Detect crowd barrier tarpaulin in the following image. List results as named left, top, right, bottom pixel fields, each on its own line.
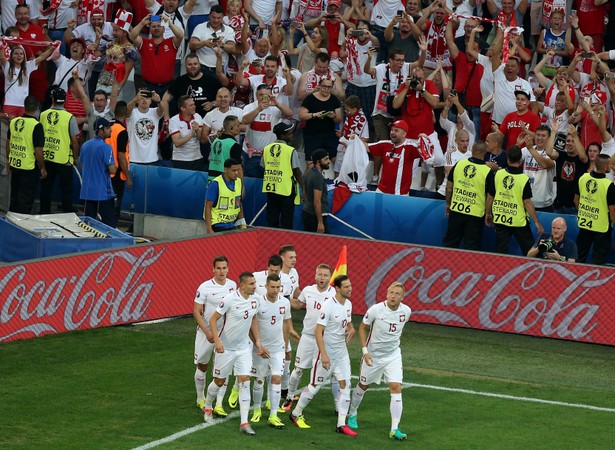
left=2, top=229, right=615, bottom=346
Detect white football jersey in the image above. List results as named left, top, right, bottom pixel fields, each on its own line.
left=254, top=269, right=292, bottom=296
left=317, top=297, right=352, bottom=357
left=216, top=291, right=260, bottom=351
left=363, top=301, right=412, bottom=358
left=298, top=284, right=336, bottom=336
left=194, top=278, right=237, bottom=334
left=255, top=295, right=291, bottom=352
left=281, top=268, right=299, bottom=298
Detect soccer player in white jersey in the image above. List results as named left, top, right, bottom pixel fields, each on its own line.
left=279, top=244, right=301, bottom=402
left=283, top=263, right=336, bottom=411
left=250, top=274, right=292, bottom=429
left=290, top=275, right=357, bottom=437
left=193, top=256, right=237, bottom=417
left=204, top=272, right=268, bottom=436
left=347, top=282, right=412, bottom=441
left=253, top=254, right=290, bottom=296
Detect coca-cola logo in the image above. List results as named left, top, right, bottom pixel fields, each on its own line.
left=366, top=248, right=610, bottom=341
left=0, top=247, right=165, bottom=342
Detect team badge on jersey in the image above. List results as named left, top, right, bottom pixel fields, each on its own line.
left=400, top=314, right=405, bottom=322
left=347, top=310, right=351, bottom=317
left=279, top=306, right=286, bottom=314
left=251, top=301, right=257, bottom=309
left=317, top=376, right=324, bottom=382
left=360, top=376, right=367, bottom=383
left=214, top=369, right=220, bottom=375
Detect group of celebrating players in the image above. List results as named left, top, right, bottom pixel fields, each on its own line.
left=192, top=244, right=412, bottom=440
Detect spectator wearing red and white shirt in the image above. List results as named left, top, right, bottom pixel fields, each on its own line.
left=130, top=14, right=184, bottom=98
left=498, top=89, right=542, bottom=150
left=368, top=120, right=425, bottom=196
left=297, top=52, right=345, bottom=102
left=241, top=85, right=293, bottom=178
left=169, top=96, right=206, bottom=171
left=417, top=2, right=453, bottom=71
left=236, top=55, right=293, bottom=104
left=335, top=95, right=370, bottom=175
left=573, top=0, right=609, bottom=53
left=15, top=3, right=48, bottom=103
left=305, top=0, right=355, bottom=55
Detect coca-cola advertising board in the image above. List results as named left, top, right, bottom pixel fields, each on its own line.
left=2, top=229, right=614, bottom=346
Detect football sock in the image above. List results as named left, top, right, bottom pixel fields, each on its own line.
left=195, top=368, right=206, bottom=403
left=349, top=384, right=367, bottom=416
left=293, top=383, right=319, bottom=416
left=287, top=367, right=303, bottom=399
left=252, top=377, right=265, bottom=409
left=390, top=393, right=403, bottom=431
left=331, top=378, right=340, bottom=411
left=282, top=359, right=291, bottom=390
left=270, top=383, right=282, bottom=415
left=216, top=378, right=228, bottom=407
left=205, top=380, right=221, bottom=410
left=239, top=381, right=251, bottom=424
left=337, top=388, right=351, bottom=427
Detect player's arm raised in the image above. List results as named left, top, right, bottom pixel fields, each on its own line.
left=358, top=321, right=373, bottom=366
left=315, top=323, right=330, bottom=370
left=209, top=311, right=224, bottom=352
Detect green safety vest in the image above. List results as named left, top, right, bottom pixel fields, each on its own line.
left=209, top=175, right=242, bottom=225
left=450, top=159, right=491, bottom=217
left=493, top=170, right=529, bottom=227
left=40, top=108, right=74, bottom=164
left=209, top=137, right=236, bottom=181
left=577, top=173, right=611, bottom=233
left=8, top=116, right=39, bottom=170
left=262, top=141, right=295, bottom=197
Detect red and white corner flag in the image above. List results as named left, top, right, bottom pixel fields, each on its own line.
left=329, top=245, right=348, bottom=286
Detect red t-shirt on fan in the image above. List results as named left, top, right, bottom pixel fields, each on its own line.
left=499, top=110, right=542, bottom=149
left=400, top=79, right=438, bottom=139
left=369, top=139, right=422, bottom=195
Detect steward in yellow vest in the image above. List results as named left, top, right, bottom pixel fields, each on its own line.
left=574, top=154, right=615, bottom=265
left=486, top=145, right=543, bottom=256
left=443, top=142, right=494, bottom=250
left=261, top=122, right=304, bottom=230
left=204, top=158, right=245, bottom=233
left=39, top=88, right=80, bottom=214
left=6, top=95, right=46, bottom=213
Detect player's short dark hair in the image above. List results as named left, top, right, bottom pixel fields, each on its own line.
left=333, top=275, right=349, bottom=288
left=507, top=145, right=522, bottom=164
left=536, top=125, right=551, bottom=136
left=264, top=55, right=278, bottom=65
left=185, top=52, right=200, bottom=63
left=114, top=101, right=127, bottom=117
left=472, top=141, right=486, bottom=157
left=266, top=274, right=281, bottom=284
left=238, top=271, right=254, bottom=284
left=596, top=154, right=610, bottom=171
left=15, top=2, right=29, bottom=10
left=356, top=20, right=371, bottom=30
left=587, top=141, right=602, bottom=152
left=210, top=4, right=224, bottom=14
left=24, top=95, right=40, bottom=113
left=224, top=158, right=241, bottom=168
left=178, top=95, right=192, bottom=109
left=94, top=89, right=108, bottom=99
left=223, top=115, right=239, bottom=131
left=256, top=84, right=272, bottom=93
left=213, top=255, right=228, bottom=267
left=344, top=95, right=361, bottom=110
left=279, top=244, right=296, bottom=256
left=268, top=255, right=283, bottom=267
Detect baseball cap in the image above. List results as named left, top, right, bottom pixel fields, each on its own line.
left=311, top=149, right=329, bottom=163
left=94, top=117, right=112, bottom=131
left=514, top=88, right=531, bottom=99
left=328, top=0, right=342, bottom=8
left=91, top=8, right=104, bottom=17
left=51, top=87, right=66, bottom=103
left=390, top=120, right=409, bottom=133
left=69, top=37, right=87, bottom=49
left=273, top=121, right=294, bottom=136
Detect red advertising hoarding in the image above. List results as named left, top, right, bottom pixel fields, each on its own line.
left=2, top=229, right=614, bottom=346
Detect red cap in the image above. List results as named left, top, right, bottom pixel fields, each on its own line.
left=91, top=8, right=104, bottom=17
left=328, top=0, right=342, bottom=7
left=69, top=37, right=87, bottom=49
left=390, top=120, right=409, bottom=133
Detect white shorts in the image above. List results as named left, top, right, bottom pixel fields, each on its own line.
left=358, top=352, right=403, bottom=386
left=310, top=349, right=351, bottom=386
left=294, top=334, right=317, bottom=369
left=251, top=350, right=285, bottom=378
left=212, top=347, right=253, bottom=378
left=194, top=330, right=215, bottom=365
left=419, top=131, right=445, bottom=169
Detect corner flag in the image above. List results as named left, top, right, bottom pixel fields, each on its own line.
left=329, top=245, right=347, bottom=286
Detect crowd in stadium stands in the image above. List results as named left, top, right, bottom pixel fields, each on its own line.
left=2, top=0, right=615, bottom=258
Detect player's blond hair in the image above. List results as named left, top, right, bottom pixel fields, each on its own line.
left=388, top=282, right=405, bottom=294
left=316, top=263, right=332, bottom=273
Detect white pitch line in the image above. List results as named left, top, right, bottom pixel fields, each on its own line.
left=409, top=383, right=615, bottom=413
left=132, top=383, right=614, bottom=449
